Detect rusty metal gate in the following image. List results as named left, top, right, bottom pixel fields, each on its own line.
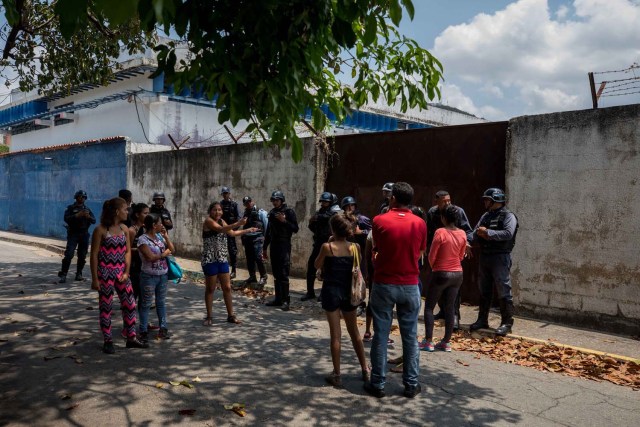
left=325, top=121, right=508, bottom=304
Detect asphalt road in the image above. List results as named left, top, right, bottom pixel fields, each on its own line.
left=0, top=241, right=638, bottom=426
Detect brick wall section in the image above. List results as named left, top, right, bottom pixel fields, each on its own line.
left=507, top=104, right=640, bottom=334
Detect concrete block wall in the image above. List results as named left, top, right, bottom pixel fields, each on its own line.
left=126, top=139, right=325, bottom=276
left=507, top=104, right=640, bottom=334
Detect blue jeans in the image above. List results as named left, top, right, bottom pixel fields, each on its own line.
left=139, top=272, right=168, bottom=332
left=370, top=283, right=421, bottom=389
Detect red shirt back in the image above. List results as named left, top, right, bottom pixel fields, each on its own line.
left=428, top=228, right=467, bottom=272
left=372, top=208, right=427, bottom=285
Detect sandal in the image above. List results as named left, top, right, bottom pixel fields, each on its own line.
left=325, top=371, right=342, bottom=388
left=202, top=317, right=213, bottom=326
left=363, top=332, right=372, bottom=342
left=227, top=315, right=242, bottom=324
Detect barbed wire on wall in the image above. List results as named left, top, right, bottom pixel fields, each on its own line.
left=588, top=62, right=639, bottom=107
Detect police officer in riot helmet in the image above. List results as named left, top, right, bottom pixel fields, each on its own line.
left=150, top=192, right=173, bottom=231
left=220, top=186, right=242, bottom=279
left=469, top=188, right=519, bottom=336
left=58, top=190, right=96, bottom=283
left=302, top=191, right=339, bottom=301
left=379, top=182, right=394, bottom=214
left=263, top=190, right=299, bottom=311
left=240, top=196, right=269, bottom=287
left=330, top=193, right=342, bottom=214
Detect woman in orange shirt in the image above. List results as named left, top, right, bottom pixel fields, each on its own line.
left=420, top=205, right=467, bottom=352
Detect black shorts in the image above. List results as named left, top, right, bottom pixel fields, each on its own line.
left=321, top=283, right=357, bottom=312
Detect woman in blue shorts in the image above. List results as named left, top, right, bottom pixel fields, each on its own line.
left=202, top=202, right=257, bottom=325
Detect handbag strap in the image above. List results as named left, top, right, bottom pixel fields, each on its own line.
left=351, top=243, right=360, bottom=269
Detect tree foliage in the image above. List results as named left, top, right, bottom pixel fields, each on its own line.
left=2, top=0, right=443, bottom=161
left=0, top=1, right=153, bottom=95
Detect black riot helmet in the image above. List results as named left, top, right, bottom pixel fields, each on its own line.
left=330, top=193, right=339, bottom=206
left=152, top=191, right=166, bottom=201
left=382, top=182, right=394, bottom=192
left=482, top=188, right=507, bottom=203
left=319, top=192, right=332, bottom=203
left=270, top=190, right=285, bottom=202
left=74, top=190, right=87, bottom=199
left=341, top=196, right=356, bottom=209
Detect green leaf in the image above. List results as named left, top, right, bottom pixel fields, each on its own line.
left=3, top=0, right=21, bottom=26
left=217, top=109, right=231, bottom=124
left=291, top=137, right=303, bottom=163
left=95, top=0, right=139, bottom=25
left=363, top=15, right=377, bottom=46
left=389, top=0, right=402, bottom=26
left=400, top=0, right=415, bottom=20
left=55, top=0, right=89, bottom=39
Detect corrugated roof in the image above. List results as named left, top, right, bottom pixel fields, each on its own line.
left=0, top=136, right=129, bottom=158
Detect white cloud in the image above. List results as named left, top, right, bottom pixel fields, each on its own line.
left=556, top=4, right=570, bottom=18
left=433, top=0, right=640, bottom=117
left=440, top=83, right=506, bottom=120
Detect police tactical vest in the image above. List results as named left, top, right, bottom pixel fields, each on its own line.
left=479, top=209, right=519, bottom=254
left=244, top=206, right=264, bottom=233
left=221, top=200, right=239, bottom=223
left=268, top=206, right=295, bottom=241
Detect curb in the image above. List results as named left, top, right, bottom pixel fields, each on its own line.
left=0, top=236, right=65, bottom=256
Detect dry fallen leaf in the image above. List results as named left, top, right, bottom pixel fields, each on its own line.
left=169, top=381, right=181, bottom=386
left=66, top=403, right=79, bottom=411
left=179, top=380, right=194, bottom=389
left=60, top=394, right=72, bottom=400
left=456, top=359, right=469, bottom=367
left=224, top=403, right=246, bottom=417
left=192, top=377, right=202, bottom=383
left=155, top=383, right=164, bottom=388
left=179, top=409, right=196, bottom=416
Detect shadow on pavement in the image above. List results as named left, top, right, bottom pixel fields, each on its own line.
left=0, top=260, right=522, bottom=426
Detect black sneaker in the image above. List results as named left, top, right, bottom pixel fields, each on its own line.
left=404, top=383, right=422, bottom=399
left=300, top=293, right=316, bottom=302
left=57, top=271, right=65, bottom=278
left=58, top=276, right=67, bottom=284
left=242, top=277, right=258, bottom=286
left=158, top=328, right=171, bottom=339
left=258, top=276, right=267, bottom=286
left=280, top=302, right=290, bottom=311
left=74, top=273, right=83, bottom=281
left=363, top=382, right=385, bottom=398
left=102, top=341, right=115, bottom=354
left=230, top=271, right=237, bottom=279
left=265, top=299, right=283, bottom=307
left=126, top=337, right=149, bottom=349
left=139, top=332, right=149, bottom=343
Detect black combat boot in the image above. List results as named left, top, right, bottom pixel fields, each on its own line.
left=281, top=296, right=290, bottom=312
left=470, top=298, right=491, bottom=331
left=495, top=299, right=514, bottom=336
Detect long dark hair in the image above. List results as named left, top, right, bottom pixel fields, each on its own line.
left=144, top=213, right=161, bottom=231
left=330, top=214, right=354, bottom=239
left=100, top=197, right=127, bottom=227
left=132, top=202, right=148, bottom=224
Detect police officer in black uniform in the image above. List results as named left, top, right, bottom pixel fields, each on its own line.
left=263, top=190, right=299, bottom=311
left=150, top=192, right=173, bottom=231
left=58, top=190, right=96, bottom=283
left=302, top=192, right=339, bottom=301
left=240, top=196, right=269, bottom=287
left=426, top=190, right=473, bottom=329
left=379, top=182, right=394, bottom=214
left=220, top=186, right=241, bottom=279
left=469, top=188, right=519, bottom=336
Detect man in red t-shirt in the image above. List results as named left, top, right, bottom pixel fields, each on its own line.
left=364, top=182, right=426, bottom=399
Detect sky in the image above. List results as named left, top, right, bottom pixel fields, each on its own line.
left=399, top=0, right=640, bottom=120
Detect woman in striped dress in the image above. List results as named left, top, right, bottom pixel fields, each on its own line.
left=90, top=197, right=148, bottom=354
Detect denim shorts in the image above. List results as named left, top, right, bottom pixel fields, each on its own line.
left=202, top=262, right=230, bottom=276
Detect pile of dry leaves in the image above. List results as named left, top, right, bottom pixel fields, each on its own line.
left=451, top=331, right=640, bottom=389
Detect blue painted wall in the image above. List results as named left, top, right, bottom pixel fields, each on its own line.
left=0, top=139, right=127, bottom=239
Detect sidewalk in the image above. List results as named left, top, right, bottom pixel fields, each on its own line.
left=1, top=230, right=638, bottom=361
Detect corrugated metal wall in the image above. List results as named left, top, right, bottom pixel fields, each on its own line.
left=0, top=139, right=128, bottom=238
left=325, top=122, right=508, bottom=304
